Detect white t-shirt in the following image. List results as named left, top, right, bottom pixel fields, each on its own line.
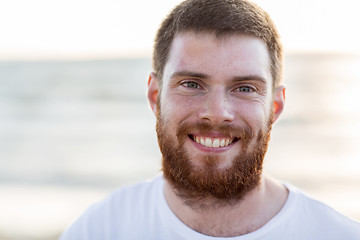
left=60, top=175, right=360, bottom=240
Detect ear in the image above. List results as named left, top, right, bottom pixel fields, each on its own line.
left=272, top=85, right=286, bottom=123
left=147, top=72, right=159, bottom=115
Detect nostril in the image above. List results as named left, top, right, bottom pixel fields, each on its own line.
left=197, top=98, right=235, bottom=124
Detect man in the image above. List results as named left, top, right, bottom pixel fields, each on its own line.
left=60, top=0, right=360, bottom=239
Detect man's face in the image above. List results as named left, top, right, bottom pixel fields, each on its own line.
left=148, top=32, right=284, bottom=202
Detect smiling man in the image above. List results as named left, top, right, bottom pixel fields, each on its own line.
left=152, top=32, right=284, bottom=212
left=60, top=0, right=360, bottom=239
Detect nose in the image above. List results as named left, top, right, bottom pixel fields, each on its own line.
left=198, top=88, right=235, bottom=125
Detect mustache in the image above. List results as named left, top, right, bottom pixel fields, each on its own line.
left=176, top=121, right=254, bottom=143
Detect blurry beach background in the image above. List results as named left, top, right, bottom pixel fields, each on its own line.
left=1, top=0, right=360, bottom=239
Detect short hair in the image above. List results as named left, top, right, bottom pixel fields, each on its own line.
left=153, top=0, right=283, bottom=88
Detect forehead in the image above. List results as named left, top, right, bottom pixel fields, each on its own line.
left=163, top=31, right=272, bottom=86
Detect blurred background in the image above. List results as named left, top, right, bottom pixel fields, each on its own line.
left=1, top=0, right=360, bottom=239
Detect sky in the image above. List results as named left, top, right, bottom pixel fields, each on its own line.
left=0, top=0, right=359, bottom=60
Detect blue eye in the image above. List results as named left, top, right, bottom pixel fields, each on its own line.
left=183, top=82, right=201, bottom=89
left=237, top=86, right=253, bottom=92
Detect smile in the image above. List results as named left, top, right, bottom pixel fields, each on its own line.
left=189, top=135, right=238, bottom=148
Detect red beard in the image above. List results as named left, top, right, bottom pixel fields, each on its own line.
left=156, top=107, right=273, bottom=205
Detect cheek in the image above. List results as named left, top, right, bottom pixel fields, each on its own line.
left=161, top=93, right=198, bottom=121
left=237, top=101, right=269, bottom=129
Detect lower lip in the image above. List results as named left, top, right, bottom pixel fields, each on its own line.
left=189, top=137, right=233, bottom=153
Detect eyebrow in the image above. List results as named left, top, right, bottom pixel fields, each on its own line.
left=231, top=75, right=267, bottom=84
left=169, top=71, right=209, bottom=80
left=170, top=70, right=267, bottom=84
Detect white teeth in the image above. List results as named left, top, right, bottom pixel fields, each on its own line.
left=205, top=138, right=212, bottom=147
left=193, top=136, right=233, bottom=148
left=213, top=139, right=220, bottom=148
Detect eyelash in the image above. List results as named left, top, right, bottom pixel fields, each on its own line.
left=235, top=86, right=256, bottom=93
left=181, top=81, right=202, bottom=89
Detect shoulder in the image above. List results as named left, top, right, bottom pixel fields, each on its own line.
left=89, top=175, right=163, bottom=215
left=102, top=175, right=164, bottom=209
left=284, top=183, right=360, bottom=239
left=60, top=175, right=165, bottom=240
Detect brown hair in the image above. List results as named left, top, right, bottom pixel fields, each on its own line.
left=153, top=0, right=283, bottom=88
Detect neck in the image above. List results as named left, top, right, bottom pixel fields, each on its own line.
left=164, top=175, right=288, bottom=237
